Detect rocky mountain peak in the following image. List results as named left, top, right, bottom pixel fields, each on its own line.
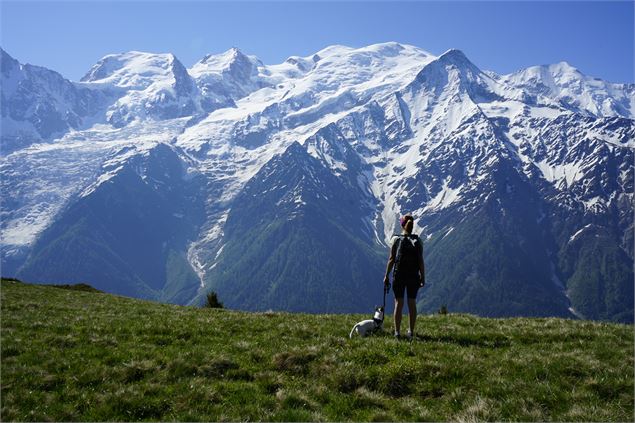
left=2, top=43, right=633, bottom=321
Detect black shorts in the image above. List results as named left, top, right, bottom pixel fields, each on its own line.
left=393, top=278, right=420, bottom=299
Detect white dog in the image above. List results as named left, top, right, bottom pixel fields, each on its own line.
left=349, top=306, right=384, bottom=338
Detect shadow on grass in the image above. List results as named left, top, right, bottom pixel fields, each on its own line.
left=353, top=329, right=510, bottom=348
left=413, top=333, right=510, bottom=348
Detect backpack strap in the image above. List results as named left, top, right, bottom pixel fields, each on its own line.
left=393, top=235, right=405, bottom=277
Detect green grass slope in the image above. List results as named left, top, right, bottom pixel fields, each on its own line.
left=1, top=278, right=633, bottom=422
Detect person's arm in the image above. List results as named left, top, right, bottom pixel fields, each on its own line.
left=418, top=241, right=425, bottom=287
left=383, top=238, right=398, bottom=285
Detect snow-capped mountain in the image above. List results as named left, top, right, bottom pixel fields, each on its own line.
left=495, top=62, right=635, bottom=118
left=1, top=43, right=633, bottom=322
left=0, top=48, right=112, bottom=153
left=80, top=51, right=200, bottom=127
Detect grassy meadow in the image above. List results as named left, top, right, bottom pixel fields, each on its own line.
left=1, top=278, right=633, bottom=421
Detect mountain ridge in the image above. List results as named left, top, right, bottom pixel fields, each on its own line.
left=1, top=42, right=633, bottom=321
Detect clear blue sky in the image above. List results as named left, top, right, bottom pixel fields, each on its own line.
left=1, top=1, right=633, bottom=83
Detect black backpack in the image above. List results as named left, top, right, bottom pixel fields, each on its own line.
left=393, top=234, right=421, bottom=279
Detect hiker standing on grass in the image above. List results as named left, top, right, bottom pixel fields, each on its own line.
left=383, top=214, right=425, bottom=340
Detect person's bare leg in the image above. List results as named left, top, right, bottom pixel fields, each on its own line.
left=394, top=297, right=404, bottom=335
left=407, top=298, right=417, bottom=335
